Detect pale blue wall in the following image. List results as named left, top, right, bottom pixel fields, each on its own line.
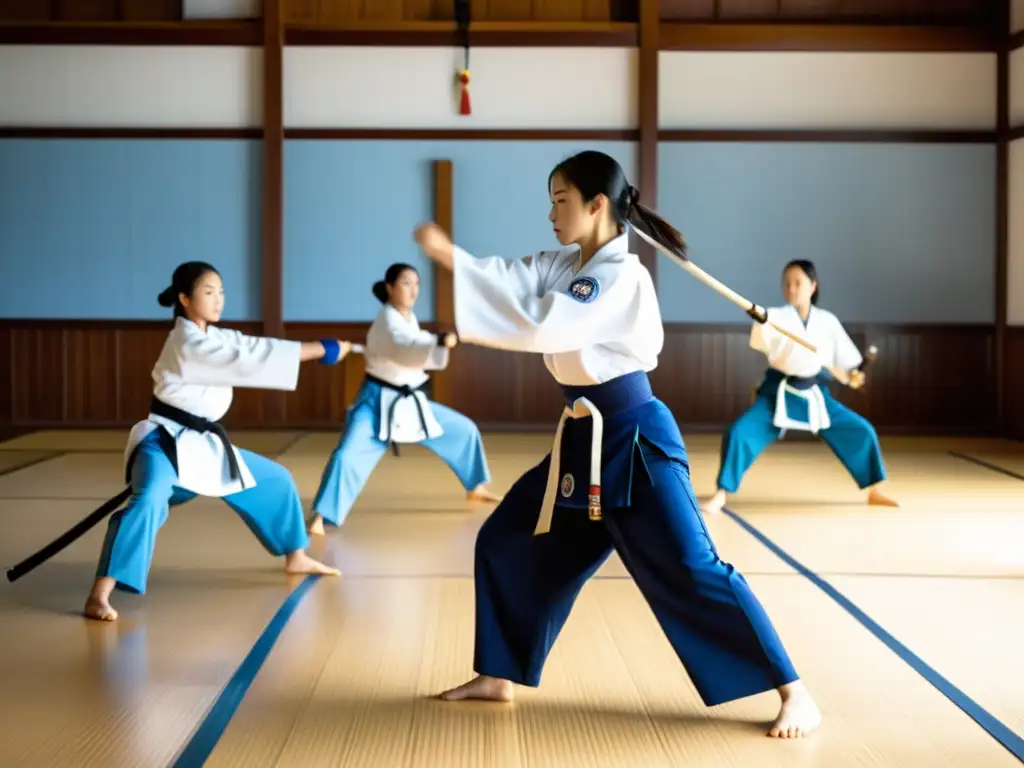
left=0, top=138, right=995, bottom=325
left=656, top=142, right=996, bottom=323
left=0, top=139, right=262, bottom=320
left=283, top=140, right=638, bottom=321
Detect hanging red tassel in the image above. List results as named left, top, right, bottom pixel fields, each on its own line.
left=458, top=69, right=471, bottom=116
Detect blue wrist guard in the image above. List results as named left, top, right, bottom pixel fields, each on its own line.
left=320, top=339, right=342, bottom=365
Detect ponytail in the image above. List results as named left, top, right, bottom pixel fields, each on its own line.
left=623, top=188, right=687, bottom=260
left=547, top=150, right=688, bottom=260
left=371, top=281, right=388, bottom=303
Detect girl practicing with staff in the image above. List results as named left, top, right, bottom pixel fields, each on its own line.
left=702, top=259, right=898, bottom=516
left=307, top=262, right=499, bottom=536
left=84, top=261, right=343, bottom=622
left=413, top=150, right=821, bottom=739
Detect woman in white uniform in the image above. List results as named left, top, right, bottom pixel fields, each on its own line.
left=413, top=150, right=821, bottom=739
left=307, top=263, right=499, bottom=535
left=85, top=261, right=343, bottom=622
left=703, top=259, right=898, bottom=515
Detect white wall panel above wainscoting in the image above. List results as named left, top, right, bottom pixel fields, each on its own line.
left=284, top=47, right=638, bottom=129
left=0, top=46, right=262, bottom=128
left=659, top=51, right=996, bottom=130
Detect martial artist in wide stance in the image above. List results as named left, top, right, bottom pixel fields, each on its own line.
left=413, top=150, right=821, bottom=739
left=703, top=259, right=898, bottom=515
left=85, top=261, right=343, bottom=622
left=307, top=262, right=499, bottom=535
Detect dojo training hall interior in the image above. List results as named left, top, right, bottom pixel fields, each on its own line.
left=2, top=0, right=1024, bottom=766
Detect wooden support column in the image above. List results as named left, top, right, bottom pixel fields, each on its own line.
left=637, top=0, right=659, bottom=279
left=995, top=0, right=1009, bottom=432
left=432, top=159, right=455, bottom=406
left=262, top=0, right=285, bottom=422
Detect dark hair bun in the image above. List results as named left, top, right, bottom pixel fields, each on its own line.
left=371, top=281, right=388, bottom=303
left=157, top=286, right=177, bottom=307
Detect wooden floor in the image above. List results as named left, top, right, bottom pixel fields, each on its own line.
left=1, top=429, right=1023, bottom=767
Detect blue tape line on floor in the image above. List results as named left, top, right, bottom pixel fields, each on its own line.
left=722, top=507, right=1024, bottom=763
left=170, top=574, right=322, bottom=768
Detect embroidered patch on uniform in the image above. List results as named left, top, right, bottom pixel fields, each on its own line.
left=560, top=473, right=575, bottom=497
left=568, top=276, right=600, bottom=303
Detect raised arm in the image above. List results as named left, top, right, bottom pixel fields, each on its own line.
left=414, top=221, right=639, bottom=354
left=449, top=245, right=639, bottom=354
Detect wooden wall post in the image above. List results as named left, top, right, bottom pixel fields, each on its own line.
left=432, top=159, right=455, bottom=406
left=995, top=0, right=1010, bottom=432
left=637, top=0, right=659, bottom=280
left=262, top=0, right=285, bottom=422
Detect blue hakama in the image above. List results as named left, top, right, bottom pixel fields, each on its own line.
left=717, top=368, right=887, bottom=494
left=312, top=377, right=492, bottom=527
left=471, top=371, right=799, bottom=706
left=97, top=429, right=310, bottom=595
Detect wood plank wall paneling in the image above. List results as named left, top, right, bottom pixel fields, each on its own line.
left=273, top=0, right=998, bottom=25
left=0, top=320, right=995, bottom=435
left=431, top=159, right=455, bottom=409
left=0, top=0, right=996, bottom=24
left=281, top=323, right=370, bottom=427
left=1, top=0, right=184, bottom=22
left=283, top=0, right=628, bottom=22
left=0, top=324, right=10, bottom=426
left=661, top=0, right=995, bottom=25
left=1005, top=327, right=1024, bottom=440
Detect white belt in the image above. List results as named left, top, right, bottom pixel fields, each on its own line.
left=535, top=397, right=604, bottom=536
left=773, top=380, right=831, bottom=436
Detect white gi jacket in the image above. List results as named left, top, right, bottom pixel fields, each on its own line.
left=123, top=317, right=302, bottom=496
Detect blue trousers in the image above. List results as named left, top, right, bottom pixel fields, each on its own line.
left=96, top=431, right=310, bottom=594
left=473, top=437, right=799, bottom=707
left=717, top=393, right=887, bottom=493
left=312, top=382, right=492, bottom=527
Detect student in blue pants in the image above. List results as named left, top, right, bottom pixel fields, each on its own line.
left=87, top=261, right=343, bottom=622
left=413, top=150, right=822, bottom=739
left=703, top=259, right=898, bottom=516
left=307, top=263, right=499, bottom=535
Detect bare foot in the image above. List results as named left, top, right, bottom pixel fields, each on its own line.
left=867, top=487, right=899, bottom=507
left=438, top=675, right=515, bottom=702
left=702, top=489, right=727, bottom=515
left=769, top=681, right=821, bottom=739
left=84, top=577, right=118, bottom=621
left=467, top=485, right=502, bottom=503
left=284, top=551, right=341, bottom=577
left=84, top=595, right=118, bottom=622
left=307, top=514, right=326, bottom=536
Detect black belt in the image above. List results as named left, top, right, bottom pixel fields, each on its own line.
left=149, top=396, right=244, bottom=487
left=6, top=397, right=241, bottom=584
left=364, top=374, right=431, bottom=457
